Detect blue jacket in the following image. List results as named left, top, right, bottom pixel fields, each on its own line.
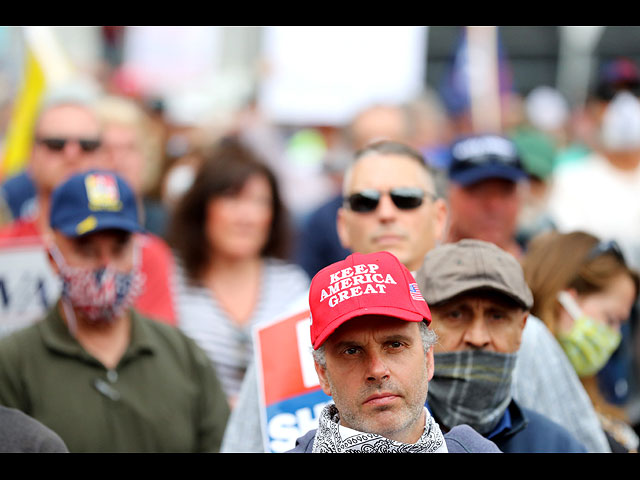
left=287, top=424, right=502, bottom=453
left=486, top=400, right=588, bottom=453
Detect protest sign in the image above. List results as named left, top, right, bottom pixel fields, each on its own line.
left=254, top=308, right=331, bottom=453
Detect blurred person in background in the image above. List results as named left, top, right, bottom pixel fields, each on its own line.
left=405, top=89, right=455, bottom=171
left=0, top=170, right=36, bottom=227
left=521, top=231, right=640, bottom=452
left=96, top=95, right=166, bottom=237
left=509, top=126, right=558, bottom=248
left=0, top=93, right=107, bottom=236
left=0, top=170, right=229, bottom=452
left=547, top=58, right=640, bottom=272
left=445, top=133, right=529, bottom=258
left=96, top=95, right=177, bottom=325
left=0, top=79, right=109, bottom=228
left=294, top=103, right=417, bottom=279
left=546, top=59, right=640, bottom=427
left=168, top=137, right=310, bottom=407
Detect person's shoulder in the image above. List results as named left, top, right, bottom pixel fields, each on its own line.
left=134, top=310, right=186, bottom=343
left=134, top=310, right=212, bottom=363
left=519, top=406, right=589, bottom=453
left=0, top=217, right=41, bottom=243
left=264, top=256, right=308, bottom=274
left=0, top=318, right=44, bottom=353
left=137, top=231, right=171, bottom=252
left=0, top=405, right=68, bottom=452
left=444, top=425, right=502, bottom=453
left=286, top=430, right=316, bottom=453
left=264, top=257, right=311, bottom=283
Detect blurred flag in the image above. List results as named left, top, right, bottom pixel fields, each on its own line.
left=0, top=27, right=73, bottom=181
left=440, top=26, right=514, bottom=132
left=0, top=43, right=45, bottom=180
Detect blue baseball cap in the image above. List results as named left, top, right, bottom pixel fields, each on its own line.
left=447, top=134, right=527, bottom=187
left=50, top=170, right=141, bottom=237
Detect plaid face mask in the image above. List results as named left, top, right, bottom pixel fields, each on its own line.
left=427, top=350, right=517, bottom=436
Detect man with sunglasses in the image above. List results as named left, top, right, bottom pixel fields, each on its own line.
left=336, top=141, right=448, bottom=273
left=0, top=98, right=106, bottom=229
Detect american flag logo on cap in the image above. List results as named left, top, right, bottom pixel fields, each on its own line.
left=409, top=283, right=425, bottom=301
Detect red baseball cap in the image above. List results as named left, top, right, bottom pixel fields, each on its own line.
left=309, top=251, right=431, bottom=349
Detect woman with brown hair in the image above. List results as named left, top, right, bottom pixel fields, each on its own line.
left=168, top=137, right=310, bottom=407
left=521, top=230, right=639, bottom=452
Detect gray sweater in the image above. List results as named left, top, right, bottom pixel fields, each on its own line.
left=0, top=406, right=68, bottom=453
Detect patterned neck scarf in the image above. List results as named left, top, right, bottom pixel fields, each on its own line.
left=312, top=403, right=448, bottom=453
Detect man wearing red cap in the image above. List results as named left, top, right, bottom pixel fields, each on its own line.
left=289, top=251, right=500, bottom=452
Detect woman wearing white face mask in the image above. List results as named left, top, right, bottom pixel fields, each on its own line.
left=522, top=231, right=640, bottom=452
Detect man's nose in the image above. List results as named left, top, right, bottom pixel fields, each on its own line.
left=376, top=193, right=399, bottom=222
left=365, top=350, right=391, bottom=382
left=463, top=318, right=491, bottom=349
left=62, top=140, right=83, bottom=159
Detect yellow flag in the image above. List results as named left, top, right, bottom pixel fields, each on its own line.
left=0, top=45, right=46, bottom=180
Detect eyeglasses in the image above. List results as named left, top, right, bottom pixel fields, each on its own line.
left=36, top=137, right=102, bottom=153
left=586, top=240, right=626, bottom=264
left=344, top=187, right=433, bottom=213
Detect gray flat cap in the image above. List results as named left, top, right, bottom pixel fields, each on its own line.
left=416, top=239, right=533, bottom=309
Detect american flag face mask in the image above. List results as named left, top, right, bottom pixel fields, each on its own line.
left=48, top=241, right=146, bottom=326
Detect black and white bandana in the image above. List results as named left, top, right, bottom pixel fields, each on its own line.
left=311, top=403, right=448, bottom=453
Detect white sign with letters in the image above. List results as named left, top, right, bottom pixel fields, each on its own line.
left=0, top=240, right=61, bottom=337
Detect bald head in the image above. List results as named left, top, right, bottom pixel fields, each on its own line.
left=348, top=104, right=413, bottom=150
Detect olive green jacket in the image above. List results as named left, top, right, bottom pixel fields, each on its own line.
left=0, top=305, right=230, bottom=453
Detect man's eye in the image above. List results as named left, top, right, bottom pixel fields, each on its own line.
left=344, top=347, right=360, bottom=355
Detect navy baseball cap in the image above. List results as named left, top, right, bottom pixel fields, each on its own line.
left=50, top=170, right=141, bottom=237
left=447, top=134, right=527, bottom=187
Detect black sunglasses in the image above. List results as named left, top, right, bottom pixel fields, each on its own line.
left=586, top=240, right=626, bottom=264
left=36, top=137, right=102, bottom=153
left=345, top=187, right=432, bottom=213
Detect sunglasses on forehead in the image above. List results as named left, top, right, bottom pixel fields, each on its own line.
left=36, top=137, right=102, bottom=153
left=586, top=239, right=626, bottom=264
left=345, top=187, right=432, bottom=213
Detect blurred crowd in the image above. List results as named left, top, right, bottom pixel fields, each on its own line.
left=0, top=29, right=639, bottom=454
